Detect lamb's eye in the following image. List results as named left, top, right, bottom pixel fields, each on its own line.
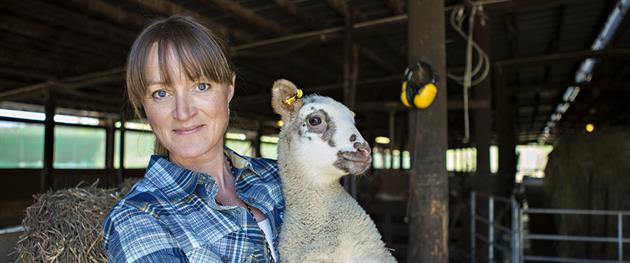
left=308, top=116, right=321, bottom=126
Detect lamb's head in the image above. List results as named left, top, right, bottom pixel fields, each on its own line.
left=272, top=79, right=371, bottom=185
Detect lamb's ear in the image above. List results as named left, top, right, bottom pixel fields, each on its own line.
left=272, top=79, right=303, bottom=122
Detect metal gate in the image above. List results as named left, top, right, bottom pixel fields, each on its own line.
left=470, top=191, right=630, bottom=263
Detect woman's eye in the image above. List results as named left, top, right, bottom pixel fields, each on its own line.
left=152, top=89, right=168, bottom=99
left=196, top=83, right=210, bottom=92
left=308, top=116, right=322, bottom=126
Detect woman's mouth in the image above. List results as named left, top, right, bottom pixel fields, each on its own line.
left=173, top=124, right=204, bottom=135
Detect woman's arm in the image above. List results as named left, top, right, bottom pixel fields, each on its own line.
left=103, top=204, right=189, bottom=263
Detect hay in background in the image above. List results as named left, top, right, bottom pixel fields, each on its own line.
left=545, top=128, right=630, bottom=259
left=14, top=181, right=122, bottom=263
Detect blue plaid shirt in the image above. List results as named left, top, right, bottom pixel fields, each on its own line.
left=103, top=149, right=284, bottom=263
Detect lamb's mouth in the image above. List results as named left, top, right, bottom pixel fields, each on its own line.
left=338, top=150, right=372, bottom=174
left=340, top=153, right=372, bottom=165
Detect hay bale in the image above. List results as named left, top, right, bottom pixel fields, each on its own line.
left=545, top=128, right=630, bottom=258
left=14, top=181, right=122, bottom=263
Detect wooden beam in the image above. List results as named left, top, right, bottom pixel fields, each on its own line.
left=326, top=0, right=350, bottom=17
left=382, top=36, right=407, bottom=64
left=0, top=67, right=53, bottom=80
left=3, top=0, right=136, bottom=45
left=0, top=14, right=128, bottom=58
left=1, top=30, right=122, bottom=65
left=325, top=0, right=400, bottom=76
left=129, top=0, right=256, bottom=43
left=229, top=14, right=408, bottom=51
left=530, top=5, right=566, bottom=134
left=68, top=0, right=148, bottom=28
left=272, top=0, right=321, bottom=29
left=200, top=0, right=290, bottom=36
left=486, top=0, right=568, bottom=16
left=355, top=100, right=491, bottom=112
left=496, top=49, right=630, bottom=68
left=358, top=46, right=399, bottom=73
left=0, top=68, right=124, bottom=101
left=383, top=0, right=406, bottom=15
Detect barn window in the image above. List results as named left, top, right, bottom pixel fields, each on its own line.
left=0, top=120, right=45, bottom=168
left=114, top=130, right=154, bottom=169
left=53, top=125, right=106, bottom=169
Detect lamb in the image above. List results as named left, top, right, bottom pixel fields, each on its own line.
left=271, top=79, right=397, bottom=263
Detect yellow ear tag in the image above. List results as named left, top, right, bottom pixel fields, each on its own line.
left=284, top=89, right=303, bottom=105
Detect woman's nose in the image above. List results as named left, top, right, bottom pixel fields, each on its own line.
left=173, top=93, right=197, bottom=120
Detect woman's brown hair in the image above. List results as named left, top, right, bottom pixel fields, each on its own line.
left=125, top=15, right=234, bottom=155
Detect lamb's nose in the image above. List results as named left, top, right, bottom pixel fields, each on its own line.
left=354, top=142, right=371, bottom=159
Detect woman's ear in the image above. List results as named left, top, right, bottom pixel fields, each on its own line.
left=227, top=74, right=236, bottom=103
left=271, top=79, right=303, bottom=123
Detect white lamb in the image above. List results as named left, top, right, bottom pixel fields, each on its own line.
left=271, top=79, right=397, bottom=263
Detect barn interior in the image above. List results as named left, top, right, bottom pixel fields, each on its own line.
left=1, top=0, right=630, bottom=262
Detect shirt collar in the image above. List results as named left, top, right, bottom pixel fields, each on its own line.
left=144, top=147, right=260, bottom=202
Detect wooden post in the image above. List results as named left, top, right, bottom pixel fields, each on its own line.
left=398, top=116, right=405, bottom=170
left=473, top=15, right=492, bottom=178
left=117, top=109, right=126, bottom=187
left=389, top=111, right=396, bottom=168
left=253, top=122, right=262, bottom=158
left=105, top=119, right=115, bottom=187
left=495, top=65, right=517, bottom=196
left=407, top=0, right=449, bottom=261
left=343, top=11, right=359, bottom=197
left=40, top=88, right=56, bottom=192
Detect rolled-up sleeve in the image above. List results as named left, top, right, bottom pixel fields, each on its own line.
left=103, top=204, right=189, bottom=263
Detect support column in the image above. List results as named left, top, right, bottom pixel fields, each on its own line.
left=105, top=119, right=115, bottom=186
left=407, top=0, right=449, bottom=261
left=473, top=15, right=492, bottom=178
left=253, top=122, right=262, bottom=158
left=343, top=11, right=359, bottom=197
left=40, top=88, right=55, bottom=192
left=389, top=111, right=396, bottom=168
left=117, top=109, right=126, bottom=187
left=495, top=65, right=517, bottom=197
left=105, top=120, right=115, bottom=167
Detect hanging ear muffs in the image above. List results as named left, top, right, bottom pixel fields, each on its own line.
left=400, top=61, right=439, bottom=109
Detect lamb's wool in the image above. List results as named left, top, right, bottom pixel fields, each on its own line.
left=272, top=79, right=396, bottom=263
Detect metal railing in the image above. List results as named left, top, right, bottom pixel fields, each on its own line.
left=470, top=191, right=520, bottom=263
left=521, top=208, right=629, bottom=263
left=470, top=191, right=630, bottom=263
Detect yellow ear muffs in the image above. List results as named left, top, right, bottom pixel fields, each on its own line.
left=413, top=83, right=437, bottom=109
left=400, top=61, right=439, bottom=109
left=400, top=81, right=412, bottom=108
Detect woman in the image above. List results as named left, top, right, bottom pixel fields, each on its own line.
left=103, top=15, right=284, bottom=263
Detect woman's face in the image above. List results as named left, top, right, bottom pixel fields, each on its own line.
left=142, top=45, right=234, bottom=161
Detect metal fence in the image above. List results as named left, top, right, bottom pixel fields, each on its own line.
left=470, top=191, right=630, bottom=263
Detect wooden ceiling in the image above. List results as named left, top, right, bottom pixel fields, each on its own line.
left=1, top=0, right=629, bottom=145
